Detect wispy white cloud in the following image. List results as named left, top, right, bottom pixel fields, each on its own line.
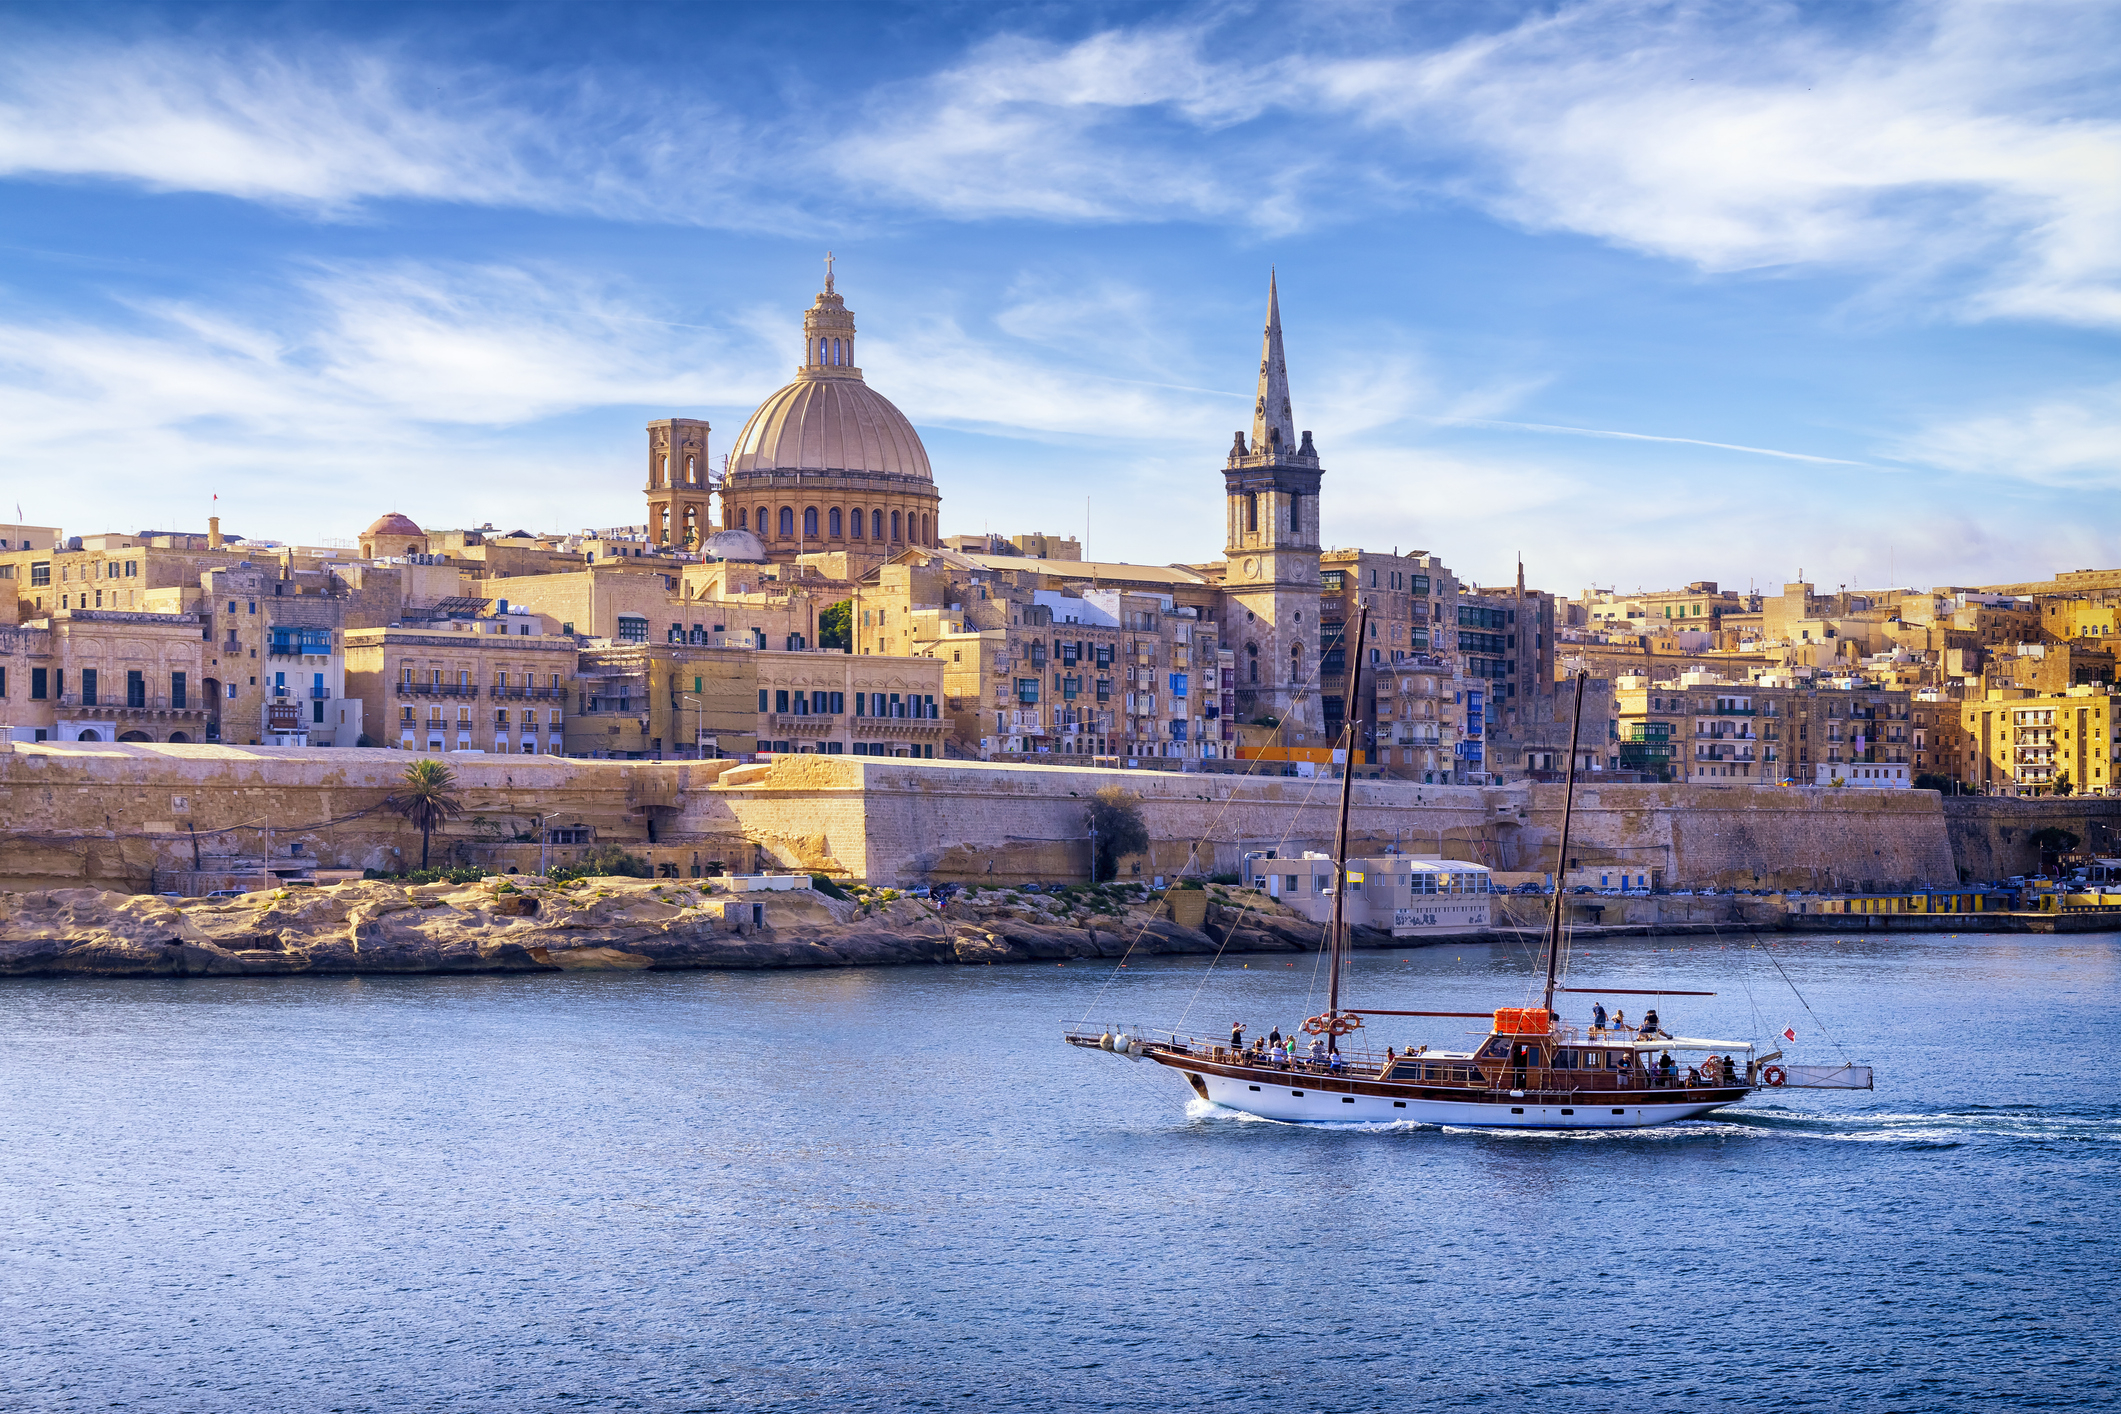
left=1886, top=383, right=2121, bottom=486
left=0, top=261, right=779, bottom=535
left=5, top=6, right=2116, bottom=327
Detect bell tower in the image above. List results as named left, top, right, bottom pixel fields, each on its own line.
left=645, top=417, right=711, bottom=549
left=1220, top=271, right=1323, bottom=741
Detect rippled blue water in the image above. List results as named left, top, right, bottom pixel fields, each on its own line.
left=1, top=930, right=2115, bottom=1412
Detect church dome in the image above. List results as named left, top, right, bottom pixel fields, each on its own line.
left=362, top=512, right=423, bottom=538
left=729, top=377, right=932, bottom=481
left=699, top=527, right=770, bottom=562
left=726, top=261, right=932, bottom=483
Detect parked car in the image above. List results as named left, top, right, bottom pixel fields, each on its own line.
left=1021, top=883, right=1043, bottom=894
left=204, top=889, right=245, bottom=899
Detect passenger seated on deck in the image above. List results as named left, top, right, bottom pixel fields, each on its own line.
left=1310, top=1037, right=1328, bottom=1069
left=1686, top=1065, right=1702, bottom=1085
left=1724, top=1055, right=1740, bottom=1085
left=1329, top=1048, right=1345, bottom=1074
left=1613, top=1009, right=1629, bottom=1034
left=1660, top=1051, right=1677, bottom=1085
left=1641, top=1008, right=1663, bottom=1039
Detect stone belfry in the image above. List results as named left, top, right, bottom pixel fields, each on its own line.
left=1220, top=270, right=1324, bottom=742
left=645, top=417, right=711, bottom=549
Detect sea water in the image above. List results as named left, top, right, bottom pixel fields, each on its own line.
left=0, top=930, right=2114, bottom=1412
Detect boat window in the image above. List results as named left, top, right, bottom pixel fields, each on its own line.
left=1583, top=1050, right=1601, bottom=1068
left=1555, top=1049, right=1575, bottom=1069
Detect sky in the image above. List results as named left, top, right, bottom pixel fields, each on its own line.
left=1, top=0, right=2117, bottom=596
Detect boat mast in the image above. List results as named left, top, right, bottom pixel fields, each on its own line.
left=1326, top=604, right=1370, bottom=1023
left=1541, top=669, right=1590, bottom=1017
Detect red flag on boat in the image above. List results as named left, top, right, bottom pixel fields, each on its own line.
left=1783, top=1026, right=1797, bottom=1041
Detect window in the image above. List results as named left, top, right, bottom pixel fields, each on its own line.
left=892, top=511, right=902, bottom=542
left=81, top=668, right=98, bottom=706
left=779, top=506, right=794, bottom=538
left=850, top=508, right=864, bottom=539
left=127, top=670, right=145, bottom=708
left=872, top=509, right=884, bottom=540
left=758, top=689, right=769, bottom=711
left=1244, top=492, right=1258, bottom=534
left=31, top=667, right=47, bottom=700
left=617, top=616, right=649, bottom=644
left=30, top=562, right=49, bottom=587
left=804, top=507, right=819, bottom=537
left=736, top=507, right=748, bottom=529
left=829, top=507, right=842, bottom=537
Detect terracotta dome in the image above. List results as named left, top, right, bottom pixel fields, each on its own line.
left=362, top=512, right=424, bottom=538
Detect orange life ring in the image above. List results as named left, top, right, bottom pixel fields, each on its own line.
left=1762, top=1065, right=1787, bottom=1087
left=1301, top=1012, right=1363, bottom=1037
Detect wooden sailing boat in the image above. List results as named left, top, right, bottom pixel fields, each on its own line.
left=1069, top=605, right=1873, bottom=1129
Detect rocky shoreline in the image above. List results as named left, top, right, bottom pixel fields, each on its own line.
left=4, top=874, right=2056, bottom=981
left=0, top=876, right=1362, bottom=979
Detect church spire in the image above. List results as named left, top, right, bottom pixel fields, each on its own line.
left=1251, top=269, right=1296, bottom=457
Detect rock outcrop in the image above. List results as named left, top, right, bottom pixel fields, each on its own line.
left=0, top=878, right=1342, bottom=979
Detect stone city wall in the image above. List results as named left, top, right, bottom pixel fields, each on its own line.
left=1942, top=795, right=2121, bottom=881
left=0, top=742, right=747, bottom=892
left=0, top=743, right=1988, bottom=895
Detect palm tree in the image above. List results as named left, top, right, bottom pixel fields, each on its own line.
left=385, top=758, right=465, bottom=869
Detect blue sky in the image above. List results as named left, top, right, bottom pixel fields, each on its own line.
left=2, top=0, right=2117, bottom=594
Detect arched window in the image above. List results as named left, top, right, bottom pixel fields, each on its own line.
left=872, top=509, right=884, bottom=540
left=829, top=508, right=843, bottom=537
left=891, top=510, right=902, bottom=541
left=1245, top=493, right=1258, bottom=534
left=832, top=337, right=841, bottom=366
left=920, top=513, right=930, bottom=545
left=757, top=505, right=769, bottom=535
left=779, top=506, right=794, bottom=538
left=1247, top=642, right=1259, bottom=684
left=804, top=506, right=818, bottom=538
left=736, top=507, right=747, bottom=529
left=1289, top=496, right=1301, bottom=534
left=850, top=508, right=864, bottom=539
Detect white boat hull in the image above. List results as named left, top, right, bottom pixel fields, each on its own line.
left=1187, top=1062, right=1736, bottom=1130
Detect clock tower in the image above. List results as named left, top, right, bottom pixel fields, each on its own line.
left=1220, top=271, right=1323, bottom=742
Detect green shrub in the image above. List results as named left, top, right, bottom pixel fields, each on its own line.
left=810, top=873, right=851, bottom=901
left=363, top=865, right=486, bottom=885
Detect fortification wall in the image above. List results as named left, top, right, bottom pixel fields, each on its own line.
left=0, top=742, right=744, bottom=892
left=0, top=743, right=1970, bottom=896
left=1505, top=783, right=1958, bottom=892
left=701, top=756, right=1498, bottom=884
left=1942, top=796, right=2121, bottom=880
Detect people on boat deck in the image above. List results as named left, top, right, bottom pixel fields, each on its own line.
left=1724, top=1054, right=1740, bottom=1085
left=1641, top=1008, right=1667, bottom=1039
left=1268, top=1026, right=1282, bottom=1049
left=1310, top=1037, right=1327, bottom=1069
left=1592, top=1002, right=1608, bottom=1035
left=1613, top=1009, right=1628, bottom=1034
left=1659, top=1051, right=1677, bottom=1084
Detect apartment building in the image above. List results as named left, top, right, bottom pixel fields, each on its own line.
left=1961, top=688, right=2119, bottom=795
left=345, top=619, right=579, bottom=754
left=852, top=549, right=1227, bottom=764
left=1613, top=672, right=1913, bottom=784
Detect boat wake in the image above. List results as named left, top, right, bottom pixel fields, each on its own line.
left=1183, top=1096, right=2121, bottom=1147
